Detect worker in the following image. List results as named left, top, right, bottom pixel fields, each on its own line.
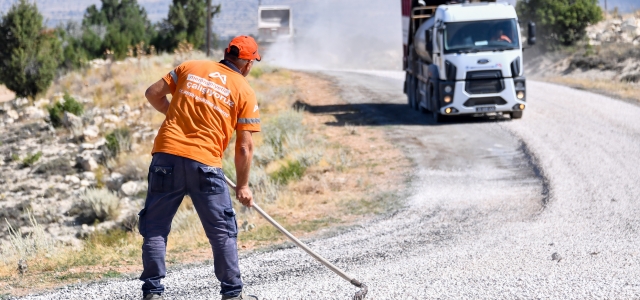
left=491, top=25, right=513, bottom=44
left=139, top=35, right=262, bottom=300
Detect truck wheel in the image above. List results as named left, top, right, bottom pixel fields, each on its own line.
left=416, top=80, right=425, bottom=112
left=511, top=111, right=523, bottom=119
left=432, top=109, right=442, bottom=123
left=407, top=75, right=416, bottom=110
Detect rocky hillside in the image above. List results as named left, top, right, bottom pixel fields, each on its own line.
left=0, top=94, right=157, bottom=248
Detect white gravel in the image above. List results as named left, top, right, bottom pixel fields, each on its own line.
left=17, top=74, right=640, bottom=299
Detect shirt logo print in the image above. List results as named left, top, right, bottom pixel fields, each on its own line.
left=209, top=72, right=227, bottom=85
left=155, top=167, right=167, bottom=174
left=253, top=105, right=259, bottom=112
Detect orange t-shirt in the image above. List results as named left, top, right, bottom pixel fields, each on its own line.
left=152, top=60, right=261, bottom=167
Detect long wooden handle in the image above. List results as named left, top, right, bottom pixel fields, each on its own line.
left=223, top=175, right=362, bottom=286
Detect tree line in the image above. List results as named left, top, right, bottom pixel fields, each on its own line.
left=0, top=0, right=221, bottom=99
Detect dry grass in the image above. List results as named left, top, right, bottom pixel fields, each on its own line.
left=546, top=76, right=640, bottom=104
left=0, top=61, right=411, bottom=297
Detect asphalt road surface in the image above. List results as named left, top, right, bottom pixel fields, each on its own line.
left=20, top=71, right=640, bottom=299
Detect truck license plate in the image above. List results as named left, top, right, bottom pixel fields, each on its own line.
left=475, top=106, right=496, bottom=112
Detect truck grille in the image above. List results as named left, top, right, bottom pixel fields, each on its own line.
left=463, top=97, right=507, bottom=107
left=465, top=70, right=504, bottom=94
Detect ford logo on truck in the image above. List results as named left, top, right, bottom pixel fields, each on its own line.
left=478, top=59, right=490, bottom=64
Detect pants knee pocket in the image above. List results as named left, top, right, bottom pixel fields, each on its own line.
left=224, top=208, right=238, bottom=238
left=138, top=208, right=147, bottom=236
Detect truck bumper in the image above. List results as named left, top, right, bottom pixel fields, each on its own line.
left=438, top=78, right=526, bottom=115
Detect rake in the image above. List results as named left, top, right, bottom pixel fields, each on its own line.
left=224, top=175, right=368, bottom=300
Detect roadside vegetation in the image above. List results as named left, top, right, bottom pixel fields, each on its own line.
left=526, top=8, right=640, bottom=104
left=0, top=53, right=410, bottom=295
left=0, top=0, right=222, bottom=104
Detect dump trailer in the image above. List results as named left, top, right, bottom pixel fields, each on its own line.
left=258, top=5, right=293, bottom=43
left=402, top=0, right=535, bottom=122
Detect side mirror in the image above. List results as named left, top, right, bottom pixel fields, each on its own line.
left=527, top=22, right=536, bottom=45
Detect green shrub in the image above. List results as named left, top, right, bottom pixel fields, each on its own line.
left=47, top=93, right=84, bottom=127
left=22, top=151, right=42, bottom=167
left=270, top=160, right=306, bottom=185
left=35, top=157, right=75, bottom=176
left=517, top=0, right=602, bottom=49
left=105, top=127, right=132, bottom=159
left=69, top=188, right=120, bottom=224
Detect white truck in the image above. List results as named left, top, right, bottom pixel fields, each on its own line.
left=258, top=5, right=293, bottom=43
left=402, top=0, right=536, bottom=122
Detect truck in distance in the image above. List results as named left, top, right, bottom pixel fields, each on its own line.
left=402, top=0, right=535, bottom=122
left=258, top=5, right=293, bottom=43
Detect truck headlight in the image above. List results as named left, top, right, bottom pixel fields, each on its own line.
left=444, top=95, right=452, bottom=103
left=515, top=81, right=525, bottom=89
left=516, top=91, right=525, bottom=99
left=444, top=85, right=453, bottom=93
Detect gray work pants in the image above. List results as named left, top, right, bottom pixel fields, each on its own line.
left=138, top=152, right=242, bottom=297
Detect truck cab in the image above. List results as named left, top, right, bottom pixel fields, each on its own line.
left=403, top=0, right=535, bottom=122
left=258, top=6, right=293, bottom=44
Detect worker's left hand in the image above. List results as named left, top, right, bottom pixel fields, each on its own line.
left=236, top=185, right=254, bottom=207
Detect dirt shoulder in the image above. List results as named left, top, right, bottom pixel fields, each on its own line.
left=0, top=69, right=411, bottom=297
left=525, top=45, right=640, bottom=106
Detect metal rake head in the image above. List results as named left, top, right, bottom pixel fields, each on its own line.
left=351, top=280, right=368, bottom=300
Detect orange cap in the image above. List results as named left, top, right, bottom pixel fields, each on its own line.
left=227, top=35, right=261, bottom=61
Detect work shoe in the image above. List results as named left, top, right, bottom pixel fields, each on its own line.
left=221, top=290, right=258, bottom=300
left=142, top=293, right=163, bottom=300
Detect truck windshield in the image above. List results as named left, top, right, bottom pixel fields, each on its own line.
left=444, top=19, right=519, bottom=53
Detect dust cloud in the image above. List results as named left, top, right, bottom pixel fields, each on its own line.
left=262, top=0, right=403, bottom=70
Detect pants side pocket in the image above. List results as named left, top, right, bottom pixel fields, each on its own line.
left=223, top=208, right=238, bottom=238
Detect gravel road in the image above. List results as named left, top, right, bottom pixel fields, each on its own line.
left=18, top=72, right=640, bottom=299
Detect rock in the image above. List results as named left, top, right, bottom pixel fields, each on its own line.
left=80, top=180, right=91, bottom=187
left=82, top=172, right=96, bottom=181
left=79, top=143, right=96, bottom=151
left=17, top=259, right=27, bottom=274
left=142, top=131, right=157, bottom=141
left=92, top=115, right=103, bottom=126
left=62, top=111, right=83, bottom=131
left=120, top=180, right=147, bottom=196
left=23, top=106, right=46, bottom=120
left=96, top=220, right=118, bottom=232
left=103, top=122, right=116, bottom=131
left=64, top=175, right=80, bottom=185
left=94, top=138, right=107, bottom=148
left=551, top=252, right=562, bottom=262
left=77, top=152, right=99, bottom=172
left=14, top=97, right=29, bottom=108
left=53, top=182, right=69, bottom=193
left=5, top=109, right=19, bottom=121
left=106, top=172, right=124, bottom=191
left=77, top=224, right=96, bottom=239
left=116, top=104, right=131, bottom=115
left=82, top=125, right=100, bottom=141
left=34, top=98, right=50, bottom=108
left=104, top=114, right=120, bottom=123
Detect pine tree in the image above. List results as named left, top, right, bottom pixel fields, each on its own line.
left=82, top=0, right=155, bottom=59
left=0, top=0, right=62, bottom=99
left=156, top=0, right=220, bottom=52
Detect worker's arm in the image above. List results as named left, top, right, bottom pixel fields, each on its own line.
left=235, top=130, right=255, bottom=207
left=145, top=79, right=171, bottom=115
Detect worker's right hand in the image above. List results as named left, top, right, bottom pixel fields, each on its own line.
left=236, top=185, right=254, bottom=208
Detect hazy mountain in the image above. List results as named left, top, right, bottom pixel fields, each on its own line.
left=0, top=0, right=169, bottom=26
